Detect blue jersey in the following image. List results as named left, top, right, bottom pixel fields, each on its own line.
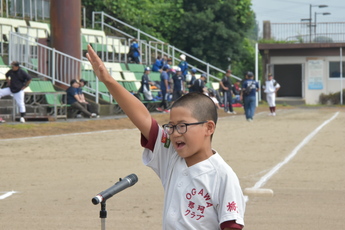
left=242, top=79, right=259, bottom=97
left=66, top=87, right=78, bottom=104
left=152, top=59, right=163, bottom=71
left=172, top=73, right=184, bottom=91
left=178, top=61, right=188, bottom=76
left=131, top=43, right=140, bottom=58
left=160, top=71, right=169, bottom=90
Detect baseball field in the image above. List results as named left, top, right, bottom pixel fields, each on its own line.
left=0, top=106, right=344, bottom=229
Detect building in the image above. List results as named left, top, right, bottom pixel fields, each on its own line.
left=259, top=21, right=345, bottom=104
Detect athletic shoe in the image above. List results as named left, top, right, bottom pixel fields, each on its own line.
left=0, top=117, right=5, bottom=123
left=268, top=113, right=273, bottom=116
left=90, top=113, right=97, bottom=118
left=76, top=114, right=83, bottom=118
left=272, top=112, right=276, bottom=116
left=163, top=109, right=170, bottom=113
left=156, top=107, right=163, bottom=112
left=20, top=117, right=25, bottom=123
left=232, top=111, right=237, bottom=114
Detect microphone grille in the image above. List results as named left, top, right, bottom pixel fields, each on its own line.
left=127, top=173, right=138, bottom=185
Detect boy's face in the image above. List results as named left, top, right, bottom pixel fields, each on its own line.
left=168, top=106, right=214, bottom=166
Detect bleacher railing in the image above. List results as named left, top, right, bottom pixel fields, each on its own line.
left=1, top=0, right=50, bottom=20
left=91, top=11, right=241, bottom=82
left=9, top=32, right=112, bottom=104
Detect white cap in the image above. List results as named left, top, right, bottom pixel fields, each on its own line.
left=175, top=67, right=181, bottom=72
left=180, top=54, right=186, bottom=61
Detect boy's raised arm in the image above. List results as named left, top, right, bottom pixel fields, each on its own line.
left=86, top=45, right=152, bottom=139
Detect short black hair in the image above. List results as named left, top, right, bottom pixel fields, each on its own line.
left=171, top=92, right=217, bottom=125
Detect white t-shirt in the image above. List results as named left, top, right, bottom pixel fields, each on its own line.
left=210, top=96, right=219, bottom=105
left=142, top=122, right=245, bottom=229
left=263, top=79, right=280, bottom=94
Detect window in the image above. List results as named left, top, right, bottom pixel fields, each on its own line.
left=329, top=61, right=345, bottom=78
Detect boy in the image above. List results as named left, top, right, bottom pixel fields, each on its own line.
left=263, top=73, right=280, bottom=116
left=87, top=45, right=245, bottom=230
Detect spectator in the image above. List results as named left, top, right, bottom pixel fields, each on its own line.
left=66, top=79, right=98, bottom=118
left=232, top=80, right=242, bottom=106
left=129, top=39, right=141, bottom=64
left=209, top=89, right=221, bottom=109
left=171, top=67, right=184, bottom=102
left=263, top=73, right=280, bottom=116
left=156, top=66, right=170, bottom=113
left=166, top=57, right=172, bottom=68
left=139, top=67, right=154, bottom=101
left=240, top=71, right=259, bottom=122
left=178, top=54, right=188, bottom=77
left=192, top=73, right=207, bottom=94
left=162, top=55, right=169, bottom=67
left=151, top=56, right=163, bottom=72
left=77, top=79, right=99, bottom=117
left=0, top=61, right=32, bottom=123
left=219, top=69, right=236, bottom=114
left=186, top=68, right=197, bottom=93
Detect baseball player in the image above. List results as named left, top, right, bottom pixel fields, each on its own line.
left=263, top=73, right=280, bottom=116
left=0, top=61, right=32, bottom=123
left=87, top=45, right=245, bottom=230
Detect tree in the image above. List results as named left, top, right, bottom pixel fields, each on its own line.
left=81, top=0, right=255, bottom=76
left=166, top=0, right=255, bottom=75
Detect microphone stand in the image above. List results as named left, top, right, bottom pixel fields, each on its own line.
left=100, top=201, right=107, bottom=230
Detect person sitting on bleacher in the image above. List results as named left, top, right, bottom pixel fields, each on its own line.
left=128, top=39, right=141, bottom=64
left=76, top=79, right=99, bottom=117
left=0, top=61, right=32, bottom=123
left=151, top=56, right=163, bottom=72
left=66, top=79, right=97, bottom=119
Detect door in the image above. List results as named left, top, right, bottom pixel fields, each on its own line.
left=274, top=64, right=302, bottom=97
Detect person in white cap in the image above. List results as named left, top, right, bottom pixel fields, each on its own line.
left=178, top=54, right=188, bottom=77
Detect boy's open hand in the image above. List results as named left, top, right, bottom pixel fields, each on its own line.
left=86, top=44, right=109, bottom=83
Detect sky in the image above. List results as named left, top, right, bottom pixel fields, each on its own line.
left=251, top=0, right=345, bottom=34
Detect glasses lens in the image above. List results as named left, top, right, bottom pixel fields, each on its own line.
left=163, top=124, right=173, bottom=134
left=176, top=124, right=187, bottom=134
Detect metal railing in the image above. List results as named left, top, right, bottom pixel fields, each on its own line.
left=9, top=32, right=115, bottom=104
left=1, top=0, right=50, bottom=20
left=92, top=11, right=241, bottom=82
left=267, top=22, right=345, bottom=43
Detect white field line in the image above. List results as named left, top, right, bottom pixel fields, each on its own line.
left=0, top=128, right=136, bottom=142
left=0, top=191, right=18, bottom=200
left=245, top=111, right=339, bottom=202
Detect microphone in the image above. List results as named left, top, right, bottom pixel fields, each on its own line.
left=92, top=174, right=138, bottom=205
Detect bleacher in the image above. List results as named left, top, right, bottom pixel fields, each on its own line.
left=0, top=15, right=219, bottom=120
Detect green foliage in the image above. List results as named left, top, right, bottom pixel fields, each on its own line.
left=319, top=89, right=345, bottom=105
left=167, top=0, right=255, bottom=71
left=81, top=0, right=256, bottom=75
left=258, top=39, right=297, bottom=44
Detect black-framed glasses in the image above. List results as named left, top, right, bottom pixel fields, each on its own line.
left=162, top=121, right=207, bottom=135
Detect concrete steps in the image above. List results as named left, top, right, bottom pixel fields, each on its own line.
left=276, top=97, right=305, bottom=106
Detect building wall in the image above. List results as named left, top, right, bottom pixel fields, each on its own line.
left=269, top=55, right=344, bottom=104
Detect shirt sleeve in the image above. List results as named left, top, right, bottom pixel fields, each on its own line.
left=140, top=118, right=159, bottom=152
left=220, top=220, right=243, bottom=229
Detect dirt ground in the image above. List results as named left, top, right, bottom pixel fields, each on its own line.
left=0, top=106, right=344, bottom=230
